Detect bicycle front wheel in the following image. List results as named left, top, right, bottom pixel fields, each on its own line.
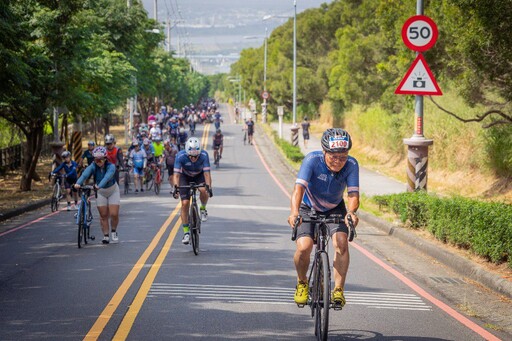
left=78, top=204, right=85, bottom=248
left=51, top=184, right=59, bottom=212
left=190, top=204, right=200, bottom=255
left=314, top=252, right=330, bottom=341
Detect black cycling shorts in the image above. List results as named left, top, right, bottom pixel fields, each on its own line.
left=296, top=201, right=348, bottom=240
left=178, top=173, right=206, bottom=200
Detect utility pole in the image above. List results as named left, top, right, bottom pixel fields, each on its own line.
left=292, top=0, right=297, bottom=126
left=262, top=27, right=268, bottom=123
left=154, top=0, right=158, bottom=21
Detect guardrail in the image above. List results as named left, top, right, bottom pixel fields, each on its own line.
left=0, top=135, right=53, bottom=174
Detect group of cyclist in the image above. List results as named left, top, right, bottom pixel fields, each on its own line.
left=50, top=97, right=360, bottom=313
left=51, top=138, right=121, bottom=245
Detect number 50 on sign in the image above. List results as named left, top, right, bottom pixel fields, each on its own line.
left=401, top=15, right=438, bottom=52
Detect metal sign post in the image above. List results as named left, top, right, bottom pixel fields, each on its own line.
left=397, top=1, right=442, bottom=192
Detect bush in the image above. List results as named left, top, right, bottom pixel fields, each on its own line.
left=374, top=192, right=512, bottom=267
left=271, top=131, right=304, bottom=163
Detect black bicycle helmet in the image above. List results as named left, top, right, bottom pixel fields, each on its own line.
left=321, top=128, right=352, bottom=153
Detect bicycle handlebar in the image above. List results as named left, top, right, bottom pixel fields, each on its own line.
left=178, top=182, right=207, bottom=190
left=291, top=213, right=357, bottom=242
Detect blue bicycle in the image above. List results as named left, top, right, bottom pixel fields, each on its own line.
left=76, top=185, right=95, bottom=248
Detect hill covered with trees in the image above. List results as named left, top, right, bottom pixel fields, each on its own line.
left=228, top=0, right=512, bottom=200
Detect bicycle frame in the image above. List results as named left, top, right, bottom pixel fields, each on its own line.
left=180, top=182, right=206, bottom=255
left=50, top=174, right=64, bottom=212
left=292, top=212, right=345, bottom=341
left=76, top=186, right=95, bottom=248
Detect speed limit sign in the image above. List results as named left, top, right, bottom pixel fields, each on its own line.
left=401, top=15, right=438, bottom=52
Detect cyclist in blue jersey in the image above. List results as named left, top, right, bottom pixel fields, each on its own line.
left=52, top=151, right=79, bottom=210
left=74, top=146, right=120, bottom=244
left=288, top=128, right=360, bottom=308
left=142, top=138, right=155, bottom=163
left=172, top=137, right=213, bottom=245
left=213, top=111, right=223, bottom=130
left=129, top=141, right=147, bottom=193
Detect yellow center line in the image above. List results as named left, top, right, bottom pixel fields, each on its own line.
left=104, top=124, right=212, bottom=340
left=113, top=218, right=182, bottom=340
left=83, top=204, right=181, bottom=341
left=202, top=123, right=211, bottom=147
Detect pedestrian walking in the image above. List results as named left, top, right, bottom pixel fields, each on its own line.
left=301, top=117, right=311, bottom=149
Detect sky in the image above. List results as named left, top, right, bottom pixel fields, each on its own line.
left=141, top=0, right=332, bottom=74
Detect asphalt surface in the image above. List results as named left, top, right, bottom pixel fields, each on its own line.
left=0, top=105, right=510, bottom=340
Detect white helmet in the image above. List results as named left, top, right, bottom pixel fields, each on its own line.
left=185, top=137, right=201, bottom=156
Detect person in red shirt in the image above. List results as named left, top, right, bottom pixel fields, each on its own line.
left=104, top=134, right=124, bottom=184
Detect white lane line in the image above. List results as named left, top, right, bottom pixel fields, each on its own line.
left=206, top=204, right=289, bottom=211
left=149, top=283, right=432, bottom=311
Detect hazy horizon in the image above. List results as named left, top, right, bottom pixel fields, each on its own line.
left=141, top=0, right=332, bottom=74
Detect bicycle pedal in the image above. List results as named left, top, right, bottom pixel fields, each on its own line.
left=332, top=303, right=343, bottom=311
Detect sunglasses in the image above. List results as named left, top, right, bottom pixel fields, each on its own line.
left=94, top=158, right=106, bottom=163
left=326, top=152, right=348, bottom=161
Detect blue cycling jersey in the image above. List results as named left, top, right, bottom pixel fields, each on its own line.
left=130, top=149, right=147, bottom=168
left=52, top=161, right=78, bottom=179
left=296, top=151, right=359, bottom=212
left=173, top=150, right=210, bottom=177
left=76, top=161, right=116, bottom=189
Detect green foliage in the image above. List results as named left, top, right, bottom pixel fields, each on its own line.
left=485, top=125, right=512, bottom=176
left=270, top=131, right=304, bottom=163
left=374, top=192, right=512, bottom=267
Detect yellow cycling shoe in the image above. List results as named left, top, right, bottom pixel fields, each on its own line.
left=294, top=280, right=309, bottom=306
left=331, top=287, right=346, bottom=308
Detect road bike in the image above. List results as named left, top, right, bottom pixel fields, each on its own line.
left=213, top=147, right=221, bottom=168
left=180, top=182, right=206, bottom=255
left=292, top=211, right=356, bottom=341
left=123, top=165, right=131, bottom=195
left=153, top=163, right=162, bottom=195
left=76, top=185, right=95, bottom=248
left=143, top=164, right=154, bottom=191
left=243, top=128, right=247, bottom=145
left=49, top=173, right=64, bottom=212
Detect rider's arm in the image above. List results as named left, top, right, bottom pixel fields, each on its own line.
left=66, top=161, right=78, bottom=177
left=346, top=192, right=360, bottom=226
left=288, top=184, right=305, bottom=227
left=76, top=163, right=94, bottom=186
left=345, top=157, right=360, bottom=227
left=52, top=162, right=64, bottom=174
left=97, top=163, right=116, bottom=188
left=204, top=171, right=212, bottom=188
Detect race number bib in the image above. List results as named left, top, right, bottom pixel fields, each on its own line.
left=329, top=136, right=349, bottom=149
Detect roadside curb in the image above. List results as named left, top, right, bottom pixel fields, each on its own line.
left=255, top=119, right=512, bottom=300
left=0, top=198, right=50, bottom=223
left=358, top=211, right=512, bottom=299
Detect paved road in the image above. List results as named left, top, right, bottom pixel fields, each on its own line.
left=0, top=107, right=507, bottom=340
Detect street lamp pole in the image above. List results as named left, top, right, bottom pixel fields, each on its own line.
left=292, top=0, right=297, bottom=126
left=262, top=27, right=268, bottom=123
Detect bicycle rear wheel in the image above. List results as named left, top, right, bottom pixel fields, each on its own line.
left=314, top=252, right=330, bottom=341
left=154, top=170, right=161, bottom=195
left=124, top=172, right=130, bottom=194
left=190, top=204, right=200, bottom=255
